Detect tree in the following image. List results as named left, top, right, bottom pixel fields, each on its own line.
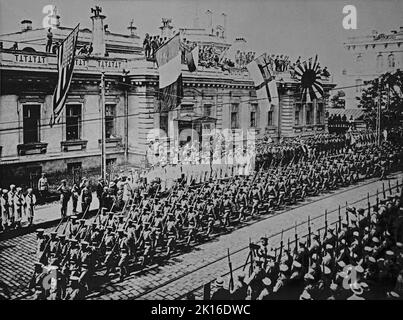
left=357, top=70, right=403, bottom=130
left=330, top=90, right=346, bottom=108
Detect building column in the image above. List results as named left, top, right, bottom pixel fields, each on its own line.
left=313, top=100, right=317, bottom=125
left=302, top=103, right=306, bottom=125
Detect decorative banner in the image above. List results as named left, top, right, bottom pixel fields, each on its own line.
left=294, top=55, right=324, bottom=102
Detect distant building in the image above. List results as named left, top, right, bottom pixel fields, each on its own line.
left=0, top=7, right=335, bottom=186
left=342, top=25, right=403, bottom=108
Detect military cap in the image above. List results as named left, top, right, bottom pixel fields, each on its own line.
left=396, top=242, right=403, bottom=249
left=292, top=261, right=302, bottom=269
left=215, top=277, right=224, bottom=287
left=352, top=231, right=360, bottom=238
left=325, top=244, right=333, bottom=251
left=106, top=226, right=113, bottom=230
left=367, top=256, right=376, bottom=264
left=70, top=215, right=78, bottom=221
left=387, top=291, right=400, bottom=299
left=385, top=250, right=394, bottom=257
left=81, top=241, right=89, bottom=246
left=337, top=260, right=346, bottom=268
left=50, top=231, right=57, bottom=237
left=36, top=228, right=45, bottom=234
left=236, top=271, right=246, bottom=279
left=304, top=273, right=315, bottom=281
left=330, top=283, right=338, bottom=291
left=355, top=265, right=364, bottom=273
left=279, top=264, right=289, bottom=272
left=346, top=206, right=355, bottom=213
left=58, top=234, right=66, bottom=239
left=364, top=246, right=372, bottom=253
left=34, top=262, right=43, bottom=268
left=70, top=276, right=80, bottom=282
left=16, top=187, right=22, bottom=192
left=10, top=184, right=16, bottom=189
left=79, top=219, right=86, bottom=224
left=2, top=189, right=8, bottom=194
left=379, top=199, right=387, bottom=204
left=117, top=229, right=125, bottom=234
left=321, top=265, right=331, bottom=275
left=357, top=208, right=365, bottom=215
left=372, top=237, right=380, bottom=244
left=262, top=277, right=272, bottom=286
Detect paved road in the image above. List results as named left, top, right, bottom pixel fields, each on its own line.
left=0, top=173, right=401, bottom=300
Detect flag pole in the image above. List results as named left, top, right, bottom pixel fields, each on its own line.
left=100, top=71, right=107, bottom=181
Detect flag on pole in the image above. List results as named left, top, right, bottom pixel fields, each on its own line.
left=293, top=55, right=324, bottom=102
left=185, top=45, right=199, bottom=72
left=155, top=33, right=183, bottom=113
left=50, top=24, right=80, bottom=127
left=247, top=53, right=279, bottom=111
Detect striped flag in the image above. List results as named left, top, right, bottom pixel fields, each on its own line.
left=155, top=33, right=183, bottom=113
left=247, top=53, right=279, bottom=111
left=50, top=24, right=80, bottom=127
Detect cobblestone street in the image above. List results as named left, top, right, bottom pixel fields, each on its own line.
left=1, top=173, right=401, bottom=300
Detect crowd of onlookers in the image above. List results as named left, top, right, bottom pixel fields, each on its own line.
left=143, top=34, right=169, bottom=60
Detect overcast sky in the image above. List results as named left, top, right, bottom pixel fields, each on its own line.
left=0, top=0, right=402, bottom=85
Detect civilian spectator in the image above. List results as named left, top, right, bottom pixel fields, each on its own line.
left=37, top=173, right=49, bottom=201
left=46, top=28, right=53, bottom=53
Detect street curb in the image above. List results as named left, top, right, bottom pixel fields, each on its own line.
left=0, top=208, right=99, bottom=242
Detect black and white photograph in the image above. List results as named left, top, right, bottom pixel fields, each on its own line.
left=0, top=0, right=403, bottom=308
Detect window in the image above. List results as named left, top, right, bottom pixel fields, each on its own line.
left=203, top=104, right=212, bottom=117
left=23, top=105, right=40, bottom=143
left=67, top=162, right=82, bottom=174
left=181, top=104, right=194, bottom=115
left=388, top=53, right=395, bottom=68
left=159, top=113, right=168, bottom=135
left=376, top=53, right=384, bottom=73
left=268, top=110, right=273, bottom=126
left=295, top=103, right=302, bottom=125
left=306, top=103, right=313, bottom=125
left=230, top=103, right=240, bottom=129
left=106, top=158, right=116, bottom=167
left=66, top=104, right=81, bottom=140
left=105, top=104, right=116, bottom=139
left=317, top=103, right=323, bottom=124
left=250, top=104, right=258, bottom=127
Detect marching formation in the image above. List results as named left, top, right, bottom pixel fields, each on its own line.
left=209, top=184, right=403, bottom=300
left=26, top=133, right=403, bottom=299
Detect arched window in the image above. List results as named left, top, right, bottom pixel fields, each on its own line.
left=388, top=53, right=395, bottom=68
left=376, top=53, right=384, bottom=73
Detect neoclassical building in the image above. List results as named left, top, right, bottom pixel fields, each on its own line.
left=342, top=26, right=403, bottom=108
left=0, top=8, right=335, bottom=186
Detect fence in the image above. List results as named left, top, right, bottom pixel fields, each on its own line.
left=177, top=178, right=402, bottom=300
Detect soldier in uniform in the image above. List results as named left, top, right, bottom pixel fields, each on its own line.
left=0, top=189, right=9, bottom=231
left=8, top=185, right=16, bottom=227
left=36, top=228, right=48, bottom=264
left=81, top=180, right=92, bottom=214
left=13, top=187, right=25, bottom=228
left=28, top=262, right=46, bottom=300
left=57, top=180, right=71, bottom=218
left=25, top=188, right=36, bottom=226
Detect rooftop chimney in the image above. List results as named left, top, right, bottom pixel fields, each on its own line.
left=127, top=19, right=137, bottom=37
left=90, top=6, right=106, bottom=56
left=205, top=10, right=213, bottom=35
left=21, top=20, right=32, bottom=32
